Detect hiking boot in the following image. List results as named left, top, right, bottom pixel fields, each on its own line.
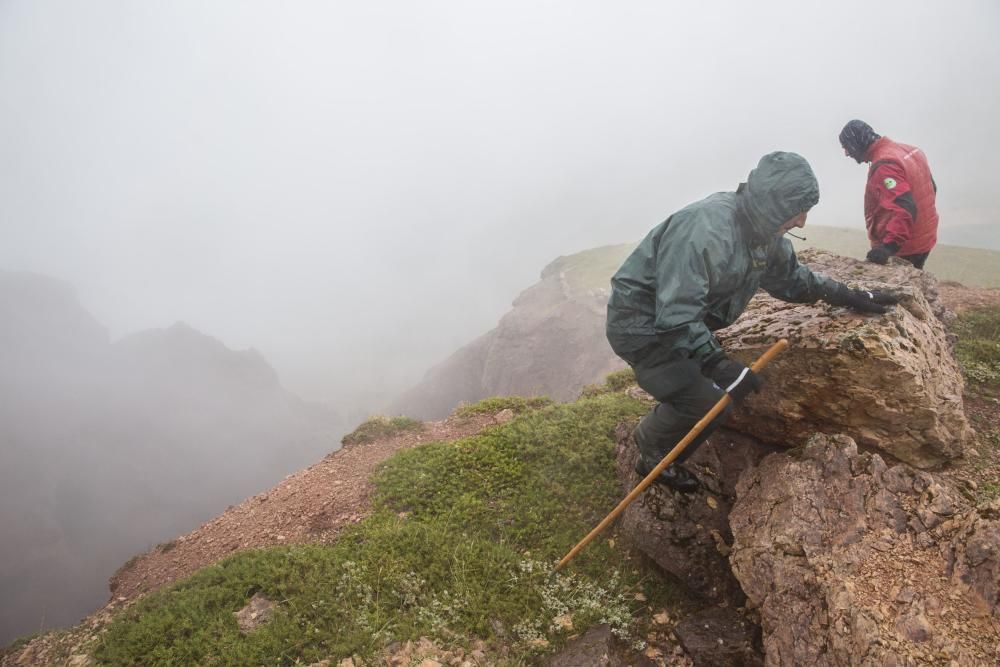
left=634, top=458, right=700, bottom=493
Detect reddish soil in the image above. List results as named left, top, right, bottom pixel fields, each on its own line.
left=109, top=413, right=499, bottom=601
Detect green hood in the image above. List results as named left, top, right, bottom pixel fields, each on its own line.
left=737, top=151, right=819, bottom=242
left=606, top=151, right=835, bottom=364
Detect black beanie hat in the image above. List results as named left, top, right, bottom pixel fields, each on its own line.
left=839, top=119, right=881, bottom=162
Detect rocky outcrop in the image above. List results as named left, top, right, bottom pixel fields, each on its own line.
left=729, top=433, right=1000, bottom=666
left=673, top=607, right=762, bottom=667
left=389, top=247, right=631, bottom=419
left=544, top=624, right=626, bottom=667
left=946, top=498, right=1000, bottom=620
left=718, top=249, right=972, bottom=468
left=613, top=421, right=779, bottom=602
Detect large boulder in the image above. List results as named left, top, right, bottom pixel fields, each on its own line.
left=729, top=433, right=1000, bottom=666
left=717, top=250, right=972, bottom=468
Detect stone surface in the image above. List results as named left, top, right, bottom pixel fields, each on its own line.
left=673, top=607, right=762, bottom=667
left=614, top=421, right=778, bottom=601
left=544, top=624, right=626, bottom=667
left=234, top=592, right=276, bottom=634
left=729, top=433, right=1000, bottom=666
left=946, top=498, right=1000, bottom=619
left=717, top=249, right=972, bottom=468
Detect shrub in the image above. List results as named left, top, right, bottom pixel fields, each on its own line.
left=953, top=307, right=1000, bottom=390
left=452, top=396, right=553, bottom=418
left=341, top=415, right=423, bottom=446
left=579, top=368, right=636, bottom=398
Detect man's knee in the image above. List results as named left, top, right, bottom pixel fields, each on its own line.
left=633, top=357, right=704, bottom=403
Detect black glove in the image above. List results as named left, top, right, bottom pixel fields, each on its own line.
left=866, top=242, right=900, bottom=265
left=823, top=283, right=899, bottom=314
left=703, top=353, right=761, bottom=403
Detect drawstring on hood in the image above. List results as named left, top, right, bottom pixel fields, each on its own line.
left=736, top=151, right=820, bottom=243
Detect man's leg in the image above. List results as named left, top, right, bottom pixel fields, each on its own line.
left=633, top=371, right=730, bottom=465
left=899, top=251, right=930, bottom=269
left=631, top=355, right=731, bottom=491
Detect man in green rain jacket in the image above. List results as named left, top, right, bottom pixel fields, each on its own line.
left=606, top=152, right=897, bottom=492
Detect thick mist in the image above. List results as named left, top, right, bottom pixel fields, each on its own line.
left=1, top=0, right=999, bottom=645
left=0, top=270, right=342, bottom=643
left=2, top=1, right=998, bottom=404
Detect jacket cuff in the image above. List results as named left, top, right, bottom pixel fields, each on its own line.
left=691, top=337, right=724, bottom=367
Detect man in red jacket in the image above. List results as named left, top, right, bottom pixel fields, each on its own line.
left=839, top=120, right=939, bottom=269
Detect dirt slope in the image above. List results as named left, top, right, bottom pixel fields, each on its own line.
left=2, top=412, right=497, bottom=666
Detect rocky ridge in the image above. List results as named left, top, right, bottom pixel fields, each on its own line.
left=388, top=249, right=628, bottom=419
left=613, top=255, right=1000, bottom=665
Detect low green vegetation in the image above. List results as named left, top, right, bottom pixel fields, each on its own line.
left=980, top=481, right=1000, bottom=504
left=549, top=244, right=634, bottom=295
left=341, top=415, right=424, bottom=446
left=92, top=393, right=675, bottom=665
left=452, top=395, right=554, bottom=418
left=953, top=307, right=1000, bottom=390
left=580, top=367, right=637, bottom=398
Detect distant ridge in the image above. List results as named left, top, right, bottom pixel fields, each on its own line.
left=0, top=270, right=342, bottom=645
left=790, top=225, right=1000, bottom=288
left=389, top=230, right=1000, bottom=420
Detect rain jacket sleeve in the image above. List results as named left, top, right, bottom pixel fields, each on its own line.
left=760, top=239, right=838, bottom=303
left=652, top=210, right=722, bottom=359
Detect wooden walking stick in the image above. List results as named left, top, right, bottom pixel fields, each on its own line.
left=554, top=338, right=789, bottom=572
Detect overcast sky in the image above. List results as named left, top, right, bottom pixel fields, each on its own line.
left=2, top=0, right=998, bottom=403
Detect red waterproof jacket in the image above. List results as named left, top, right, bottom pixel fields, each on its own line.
left=863, top=137, right=938, bottom=256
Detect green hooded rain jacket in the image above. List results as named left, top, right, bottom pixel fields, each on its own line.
left=606, top=151, right=837, bottom=365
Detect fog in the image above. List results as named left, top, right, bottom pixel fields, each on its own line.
left=1, top=0, right=999, bottom=644
left=3, top=1, right=998, bottom=404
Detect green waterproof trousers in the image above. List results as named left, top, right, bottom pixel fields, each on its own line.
left=625, top=344, right=732, bottom=468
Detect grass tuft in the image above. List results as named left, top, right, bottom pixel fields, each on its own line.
left=580, top=368, right=636, bottom=398
left=953, top=307, right=1000, bottom=391
left=341, top=415, right=423, bottom=446
left=452, top=396, right=553, bottom=418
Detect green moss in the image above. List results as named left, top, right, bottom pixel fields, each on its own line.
left=92, top=393, right=679, bottom=665
left=980, top=481, right=1000, bottom=504
left=452, top=396, right=554, bottom=418
left=953, top=307, right=1000, bottom=390
left=342, top=415, right=423, bottom=446
left=549, top=244, right=635, bottom=295
left=579, top=368, right=637, bottom=398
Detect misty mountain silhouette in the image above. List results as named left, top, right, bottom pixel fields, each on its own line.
left=388, top=247, right=630, bottom=419
left=0, top=270, right=343, bottom=645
